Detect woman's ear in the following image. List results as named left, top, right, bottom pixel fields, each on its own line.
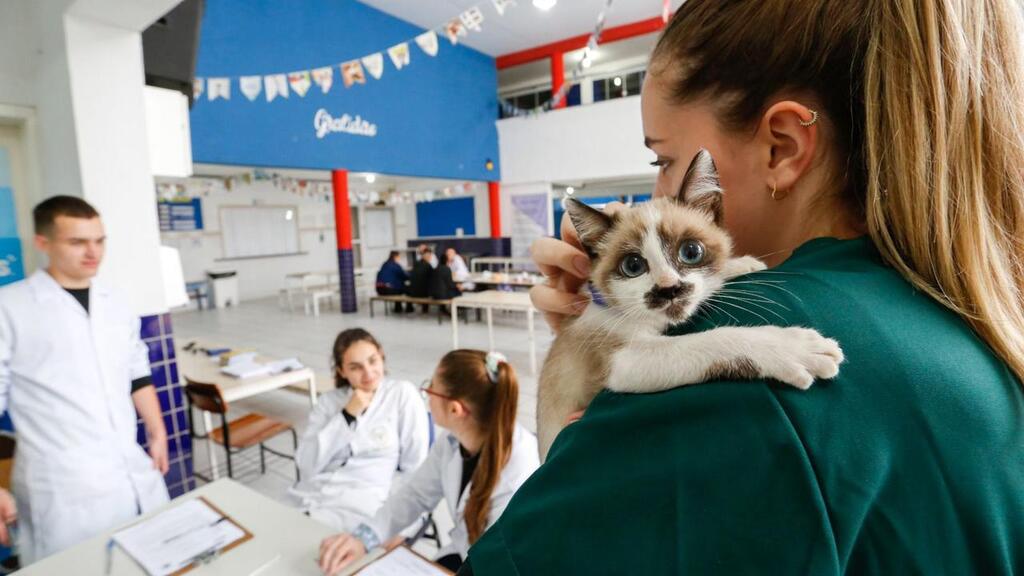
left=756, top=101, right=819, bottom=193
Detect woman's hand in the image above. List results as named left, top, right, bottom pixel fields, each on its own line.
left=0, top=488, right=16, bottom=547
left=529, top=201, right=626, bottom=332
left=319, top=533, right=367, bottom=575
left=344, top=389, right=374, bottom=418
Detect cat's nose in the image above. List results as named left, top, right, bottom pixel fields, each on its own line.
left=651, top=282, right=693, bottom=301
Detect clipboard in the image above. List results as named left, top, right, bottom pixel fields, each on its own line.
left=170, top=497, right=253, bottom=575
left=350, top=544, right=454, bottom=575
left=111, top=496, right=253, bottom=576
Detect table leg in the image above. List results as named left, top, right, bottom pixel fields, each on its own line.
left=486, top=307, right=495, bottom=351
left=307, top=373, right=318, bottom=406
left=452, top=303, right=459, bottom=348
left=528, top=307, right=537, bottom=375
left=203, top=411, right=220, bottom=480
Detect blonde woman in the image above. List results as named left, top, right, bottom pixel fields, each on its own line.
left=463, top=1, right=1024, bottom=574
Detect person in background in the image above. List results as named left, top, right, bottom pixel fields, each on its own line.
left=375, top=251, right=409, bottom=313
left=417, top=244, right=438, bottom=269
left=318, top=350, right=539, bottom=575
left=290, top=329, right=429, bottom=532
left=445, top=248, right=474, bottom=291
left=408, top=248, right=436, bottom=313
left=431, top=252, right=462, bottom=303
left=0, top=196, right=169, bottom=565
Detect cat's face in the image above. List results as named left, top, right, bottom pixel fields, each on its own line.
left=568, top=149, right=734, bottom=327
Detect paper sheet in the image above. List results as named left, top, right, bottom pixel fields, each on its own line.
left=112, top=499, right=246, bottom=576
left=355, top=546, right=450, bottom=576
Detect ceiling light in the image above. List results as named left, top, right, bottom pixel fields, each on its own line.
left=613, top=76, right=622, bottom=87
left=566, top=186, right=575, bottom=195
left=285, top=210, right=294, bottom=221
left=581, top=57, right=592, bottom=69
left=365, top=173, right=377, bottom=184
left=533, top=0, right=557, bottom=11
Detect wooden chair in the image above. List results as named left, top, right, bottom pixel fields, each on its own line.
left=184, top=380, right=299, bottom=482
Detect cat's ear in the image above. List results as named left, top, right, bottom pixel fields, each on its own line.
left=565, top=198, right=612, bottom=256
left=672, top=148, right=723, bottom=225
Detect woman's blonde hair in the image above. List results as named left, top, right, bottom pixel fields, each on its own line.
left=653, top=0, right=1024, bottom=382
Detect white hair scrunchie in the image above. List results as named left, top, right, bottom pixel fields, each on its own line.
left=485, top=351, right=507, bottom=384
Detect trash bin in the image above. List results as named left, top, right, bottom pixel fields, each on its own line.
left=206, top=270, right=239, bottom=308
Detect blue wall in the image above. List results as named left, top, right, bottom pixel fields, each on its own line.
left=191, top=0, right=500, bottom=181
left=0, top=149, right=24, bottom=287
left=416, top=197, right=476, bottom=237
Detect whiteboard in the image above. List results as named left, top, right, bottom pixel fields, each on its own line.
left=220, top=206, right=300, bottom=258
left=363, top=209, right=395, bottom=249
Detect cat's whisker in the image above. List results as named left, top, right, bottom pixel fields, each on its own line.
left=709, top=294, right=788, bottom=323
left=706, top=297, right=774, bottom=325
left=715, top=289, right=790, bottom=310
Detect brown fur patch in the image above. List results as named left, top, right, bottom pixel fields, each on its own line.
left=706, top=357, right=759, bottom=381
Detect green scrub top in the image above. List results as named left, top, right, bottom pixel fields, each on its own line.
left=464, top=237, right=1024, bottom=575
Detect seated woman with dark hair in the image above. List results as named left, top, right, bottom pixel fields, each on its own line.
left=289, top=329, right=430, bottom=532
left=431, top=252, right=462, bottom=303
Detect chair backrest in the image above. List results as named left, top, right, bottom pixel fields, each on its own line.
left=184, top=380, right=228, bottom=414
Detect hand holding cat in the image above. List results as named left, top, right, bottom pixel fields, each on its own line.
left=530, top=201, right=627, bottom=332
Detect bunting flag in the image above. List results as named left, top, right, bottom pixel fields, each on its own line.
left=461, top=7, right=485, bottom=32
left=492, top=0, right=516, bottom=16
left=264, top=74, right=289, bottom=101
left=288, top=71, right=312, bottom=97
left=361, top=53, right=384, bottom=80
left=387, top=43, right=411, bottom=70
left=193, top=78, right=204, bottom=100
left=207, top=77, right=230, bottom=101
left=445, top=18, right=467, bottom=45
left=415, top=31, right=439, bottom=57
left=662, top=0, right=671, bottom=22
left=311, top=66, right=334, bottom=93
left=341, top=60, right=367, bottom=87
left=240, top=76, right=262, bottom=101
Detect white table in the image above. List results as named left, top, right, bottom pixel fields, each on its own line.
left=176, top=343, right=318, bottom=480
left=451, top=291, right=537, bottom=375
left=17, top=478, right=335, bottom=575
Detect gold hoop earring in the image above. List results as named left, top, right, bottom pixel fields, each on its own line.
left=799, top=109, right=819, bottom=127
left=770, top=182, right=786, bottom=201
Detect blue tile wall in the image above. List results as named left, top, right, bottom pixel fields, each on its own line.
left=138, top=312, right=194, bottom=498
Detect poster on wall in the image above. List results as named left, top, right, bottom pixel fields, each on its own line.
left=509, top=193, right=549, bottom=269
left=158, top=198, right=204, bottom=232
left=0, top=238, right=24, bottom=287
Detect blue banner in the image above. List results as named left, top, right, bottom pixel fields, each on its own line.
left=191, top=0, right=500, bottom=181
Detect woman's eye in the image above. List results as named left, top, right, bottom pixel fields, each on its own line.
left=619, top=254, right=649, bottom=278
left=679, top=240, right=706, bottom=265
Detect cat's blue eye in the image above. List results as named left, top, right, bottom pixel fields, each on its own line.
left=679, top=240, right=706, bottom=265
left=619, top=254, right=648, bottom=278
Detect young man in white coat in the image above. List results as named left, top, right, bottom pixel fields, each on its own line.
left=0, top=196, right=170, bottom=564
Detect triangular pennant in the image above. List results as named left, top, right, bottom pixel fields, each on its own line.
left=387, top=43, right=411, bottom=70
left=288, top=71, right=312, bottom=97
left=492, top=0, right=516, bottom=16
left=662, top=0, right=671, bottom=22
left=240, top=76, right=262, bottom=101
left=445, top=18, right=467, bottom=45
left=193, top=78, right=204, bottom=100
left=415, top=31, right=439, bottom=57
left=341, top=60, right=367, bottom=87
left=207, top=78, right=230, bottom=101
left=361, top=53, right=384, bottom=80
left=264, top=74, right=289, bottom=102
left=461, top=7, right=485, bottom=32
left=311, top=66, right=334, bottom=93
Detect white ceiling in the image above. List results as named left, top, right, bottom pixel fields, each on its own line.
left=357, top=0, right=685, bottom=57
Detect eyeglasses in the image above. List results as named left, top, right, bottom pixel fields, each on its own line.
left=420, top=379, right=470, bottom=414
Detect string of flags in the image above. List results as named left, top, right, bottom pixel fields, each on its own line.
left=500, top=0, right=617, bottom=118
left=193, top=0, right=518, bottom=104
left=156, top=171, right=480, bottom=207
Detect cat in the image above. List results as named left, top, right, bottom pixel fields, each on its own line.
left=536, top=149, right=844, bottom=461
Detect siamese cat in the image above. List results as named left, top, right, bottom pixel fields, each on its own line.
left=537, top=149, right=844, bottom=460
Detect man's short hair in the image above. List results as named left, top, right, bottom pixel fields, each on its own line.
left=33, top=196, right=99, bottom=236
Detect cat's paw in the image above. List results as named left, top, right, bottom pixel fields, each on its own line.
left=755, top=327, right=844, bottom=389
left=723, top=256, right=768, bottom=279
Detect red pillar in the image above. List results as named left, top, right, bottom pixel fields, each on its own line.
left=331, top=170, right=357, bottom=313
left=551, top=51, right=565, bottom=109
left=488, top=181, right=501, bottom=238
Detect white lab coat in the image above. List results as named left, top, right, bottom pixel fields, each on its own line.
left=0, top=270, right=169, bottom=564
left=289, top=379, right=429, bottom=531
left=449, top=255, right=475, bottom=290
left=365, top=424, right=539, bottom=559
